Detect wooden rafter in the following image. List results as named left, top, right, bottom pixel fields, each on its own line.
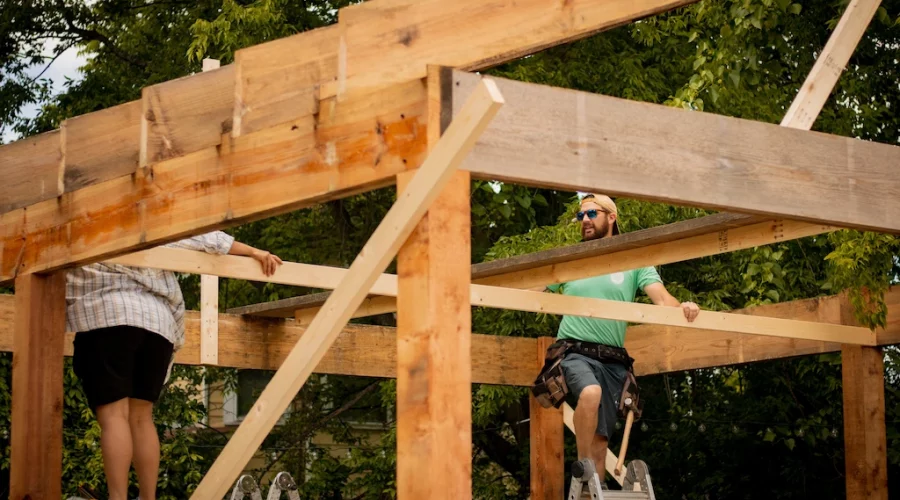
left=453, top=69, right=900, bottom=234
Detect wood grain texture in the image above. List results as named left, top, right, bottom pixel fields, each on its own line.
left=453, top=70, right=900, bottom=234
left=9, top=272, right=66, bottom=500
left=62, top=100, right=142, bottom=191
left=0, top=130, right=62, bottom=213
left=141, top=65, right=236, bottom=166
left=841, top=344, right=888, bottom=500
left=529, top=337, right=565, bottom=500
left=334, top=0, right=699, bottom=97
left=395, top=65, right=473, bottom=500
left=0, top=81, right=428, bottom=284
left=233, top=24, right=337, bottom=136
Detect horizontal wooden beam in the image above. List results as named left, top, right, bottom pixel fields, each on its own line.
left=0, top=80, right=428, bottom=284
left=0, top=294, right=534, bottom=386
left=107, top=248, right=876, bottom=345
left=1, top=0, right=701, bottom=220
left=228, top=213, right=827, bottom=318
left=452, top=70, right=900, bottom=234
left=2, top=288, right=897, bottom=381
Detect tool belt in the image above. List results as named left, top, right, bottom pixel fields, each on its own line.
left=531, top=339, right=642, bottom=419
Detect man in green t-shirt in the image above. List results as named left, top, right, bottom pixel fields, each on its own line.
left=547, top=194, right=700, bottom=482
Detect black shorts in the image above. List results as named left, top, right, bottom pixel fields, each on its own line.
left=561, top=352, right=628, bottom=438
left=72, top=325, right=174, bottom=411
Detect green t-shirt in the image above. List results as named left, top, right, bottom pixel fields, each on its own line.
left=546, top=267, right=662, bottom=347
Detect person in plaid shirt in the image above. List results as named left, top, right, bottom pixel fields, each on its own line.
left=66, top=230, right=282, bottom=500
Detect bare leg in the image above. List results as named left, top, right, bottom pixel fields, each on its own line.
left=590, top=434, right=609, bottom=479
left=573, top=385, right=602, bottom=465
left=95, top=399, right=132, bottom=500
left=129, top=399, right=160, bottom=500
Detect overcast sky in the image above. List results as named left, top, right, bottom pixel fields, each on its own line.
left=3, top=43, right=87, bottom=143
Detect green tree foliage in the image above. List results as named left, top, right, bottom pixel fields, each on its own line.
left=1, top=0, right=899, bottom=498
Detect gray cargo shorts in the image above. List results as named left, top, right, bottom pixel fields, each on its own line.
left=561, top=352, right=628, bottom=438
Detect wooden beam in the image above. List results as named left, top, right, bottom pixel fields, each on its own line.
left=0, top=79, right=429, bottom=284
left=200, top=274, right=219, bottom=365
left=395, top=65, right=473, bottom=499
left=110, top=248, right=876, bottom=345
left=0, top=294, right=537, bottom=386
left=0, top=288, right=897, bottom=382
left=227, top=212, right=771, bottom=317
left=452, top=70, right=900, bottom=234
left=529, top=337, right=565, bottom=499
left=190, top=77, right=504, bottom=499
left=841, top=344, right=889, bottom=500
left=781, top=0, right=882, bottom=129
left=9, top=273, right=66, bottom=500
left=472, top=284, right=876, bottom=345
left=332, top=0, right=700, bottom=98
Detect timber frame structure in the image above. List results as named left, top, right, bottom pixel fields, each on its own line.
left=0, top=0, right=897, bottom=498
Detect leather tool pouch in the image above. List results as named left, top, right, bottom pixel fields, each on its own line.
left=530, top=340, right=570, bottom=409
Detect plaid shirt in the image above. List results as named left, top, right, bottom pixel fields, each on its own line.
left=65, top=231, right=235, bottom=351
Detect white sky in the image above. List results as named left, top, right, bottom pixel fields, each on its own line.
left=3, top=43, right=87, bottom=143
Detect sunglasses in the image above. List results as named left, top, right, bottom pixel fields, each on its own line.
left=576, top=209, right=607, bottom=220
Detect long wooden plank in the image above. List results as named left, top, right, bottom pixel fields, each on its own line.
left=227, top=212, right=768, bottom=317
left=0, top=289, right=897, bottom=380
left=114, top=247, right=876, bottom=345
left=0, top=130, right=61, bottom=213
left=0, top=80, right=429, bottom=284
left=452, top=70, right=900, bottom=234
left=9, top=273, right=66, bottom=500
left=841, top=345, right=889, bottom=500
left=332, top=0, right=700, bottom=98
left=471, top=284, right=875, bottom=345
left=190, top=77, right=504, bottom=499
left=530, top=337, right=565, bottom=499
left=781, top=0, right=882, bottom=129
left=396, top=65, right=472, bottom=499
left=200, top=274, right=219, bottom=365
left=0, top=294, right=537, bottom=386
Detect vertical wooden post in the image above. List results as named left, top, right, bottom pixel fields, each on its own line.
left=200, top=274, right=219, bottom=365
left=842, top=344, right=888, bottom=500
left=10, top=272, right=67, bottom=500
left=396, top=65, right=471, bottom=499
left=530, top=337, right=565, bottom=499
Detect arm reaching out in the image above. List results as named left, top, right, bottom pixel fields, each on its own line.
left=643, top=282, right=700, bottom=322
left=228, top=241, right=283, bottom=276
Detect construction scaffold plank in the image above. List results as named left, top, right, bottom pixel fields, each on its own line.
left=452, top=69, right=900, bottom=235
left=189, top=78, right=504, bottom=499
left=108, top=247, right=876, bottom=346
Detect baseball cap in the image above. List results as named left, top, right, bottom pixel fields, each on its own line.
left=580, top=193, right=620, bottom=235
